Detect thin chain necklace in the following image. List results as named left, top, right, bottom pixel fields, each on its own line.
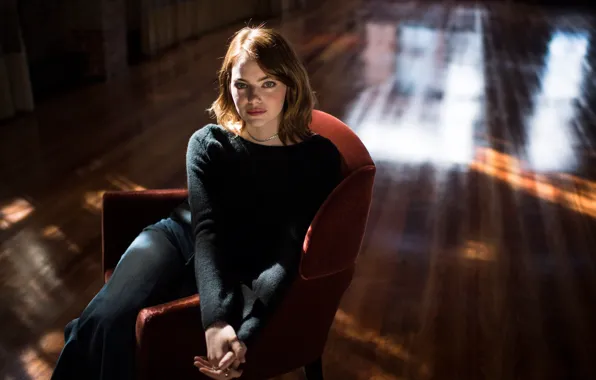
left=246, top=128, right=279, bottom=143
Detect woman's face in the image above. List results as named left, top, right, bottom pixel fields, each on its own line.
left=230, top=57, right=287, bottom=130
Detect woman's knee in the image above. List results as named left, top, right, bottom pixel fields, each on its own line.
left=107, top=227, right=183, bottom=297
left=141, top=217, right=194, bottom=263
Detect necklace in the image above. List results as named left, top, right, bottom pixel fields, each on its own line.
left=246, top=128, right=279, bottom=143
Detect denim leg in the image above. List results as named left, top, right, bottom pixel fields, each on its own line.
left=52, top=219, right=196, bottom=380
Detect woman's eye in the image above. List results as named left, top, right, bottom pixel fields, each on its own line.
left=234, top=82, right=247, bottom=89
left=263, top=81, right=276, bottom=88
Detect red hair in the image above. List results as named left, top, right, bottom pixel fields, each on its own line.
left=208, top=25, right=317, bottom=145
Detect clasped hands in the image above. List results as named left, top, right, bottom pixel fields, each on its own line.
left=194, top=322, right=247, bottom=379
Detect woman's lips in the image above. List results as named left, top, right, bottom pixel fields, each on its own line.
left=246, top=109, right=266, bottom=115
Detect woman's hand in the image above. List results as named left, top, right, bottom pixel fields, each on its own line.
left=194, top=321, right=247, bottom=377
left=194, top=356, right=243, bottom=379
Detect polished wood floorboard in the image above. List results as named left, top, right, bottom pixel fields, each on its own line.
left=2, top=0, right=596, bottom=379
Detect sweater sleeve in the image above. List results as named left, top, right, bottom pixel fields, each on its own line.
left=235, top=222, right=302, bottom=346
left=235, top=140, right=343, bottom=346
left=186, top=128, right=241, bottom=330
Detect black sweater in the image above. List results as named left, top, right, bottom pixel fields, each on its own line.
left=174, top=124, right=342, bottom=346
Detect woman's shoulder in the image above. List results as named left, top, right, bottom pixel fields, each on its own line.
left=305, top=134, right=342, bottom=161
left=189, top=123, right=229, bottom=143
left=313, top=133, right=340, bottom=151
left=188, top=124, right=236, bottom=153
left=297, top=134, right=343, bottom=177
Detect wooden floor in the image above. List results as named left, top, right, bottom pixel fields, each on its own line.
left=2, top=0, right=596, bottom=379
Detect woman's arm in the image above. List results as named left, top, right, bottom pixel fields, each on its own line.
left=186, top=128, right=241, bottom=330
left=235, top=225, right=302, bottom=346
left=235, top=142, right=343, bottom=346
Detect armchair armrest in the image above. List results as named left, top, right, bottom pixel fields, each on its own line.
left=101, top=189, right=188, bottom=277
left=136, top=294, right=202, bottom=344
left=135, top=294, right=208, bottom=379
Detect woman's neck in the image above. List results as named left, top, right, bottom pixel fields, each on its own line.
left=241, top=128, right=283, bottom=146
left=242, top=121, right=283, bottom=146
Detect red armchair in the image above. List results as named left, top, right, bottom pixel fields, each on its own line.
left=101, top=110, right=376, bottom=379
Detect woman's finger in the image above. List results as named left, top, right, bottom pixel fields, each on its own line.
left=217, top=351, right=236, bottom=370
left=198, top=367, right=220, bottom=379
left=194, top=359, right=221, bottom=380
left=198, top=366, right=243, bottom=379
left=207, top=344, right=225, bottom=368
left=195, top=366, right=219, bottom=379
left=194, top=362, right=216, bottom=374
left=229, top=339, right=247, bottom=363
left=194, top=357, right=225, bottom=378
left=194, top=355, right=244, bottom=378
left=194, top=356, right=212, bottom=368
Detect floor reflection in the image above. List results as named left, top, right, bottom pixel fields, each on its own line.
left=461, top=240, right=494, bottom=261
left=331, top=308, right=431, bottom=380
left=348, top=10, right=483, bottom=166
left=41, top=225, right=81, bottom=253
left=470, top=146, right=596, bottom=218
left=82, top=175, right=146, bottom=213
left=0, top=198, right=35, bottom=230
left=526, top=30, right=589, bottom=172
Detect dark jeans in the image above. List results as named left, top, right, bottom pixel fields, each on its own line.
left=51, top=217, right=197, bottom=380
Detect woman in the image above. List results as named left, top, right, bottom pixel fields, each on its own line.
left=51, top=25, right=342, bottom=380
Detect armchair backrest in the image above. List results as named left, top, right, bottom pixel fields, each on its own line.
left=301, top=110, right=376, bottom=279
left=310, top=109, right=375, bottom=175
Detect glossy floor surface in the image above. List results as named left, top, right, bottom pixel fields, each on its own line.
left=2, top=0, right=596, bottom=379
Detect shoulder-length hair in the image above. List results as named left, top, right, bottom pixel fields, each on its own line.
left=208, top=25, right=317, bottom=145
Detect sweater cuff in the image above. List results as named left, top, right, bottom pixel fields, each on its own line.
left=201, top=309, right=228, bottom=331
left=236, top=317, right=260, bottom=348
left=200, top=298, right=240, bottom=331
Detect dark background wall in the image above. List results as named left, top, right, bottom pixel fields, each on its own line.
left=14, top=0, right=308, bottom=104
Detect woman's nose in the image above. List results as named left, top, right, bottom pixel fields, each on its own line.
left=247, top=86, right=262, bottom=101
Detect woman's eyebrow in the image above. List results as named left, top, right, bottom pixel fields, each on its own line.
left=235, top=75, right=271, bottom=82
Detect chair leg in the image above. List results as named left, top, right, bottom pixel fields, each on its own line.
left=304, top=356, right=324, bottom=380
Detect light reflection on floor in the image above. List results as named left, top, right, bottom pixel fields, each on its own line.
left=526, top=30, right=589, bottom=172
left=470, top=146, right=596, bottom=218
left=347, top=15, right=483, bottom=166
left=0, top=198, right=35, bottom=230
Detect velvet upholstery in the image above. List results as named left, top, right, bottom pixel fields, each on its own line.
left=100, top=110, right=376, bottom=379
